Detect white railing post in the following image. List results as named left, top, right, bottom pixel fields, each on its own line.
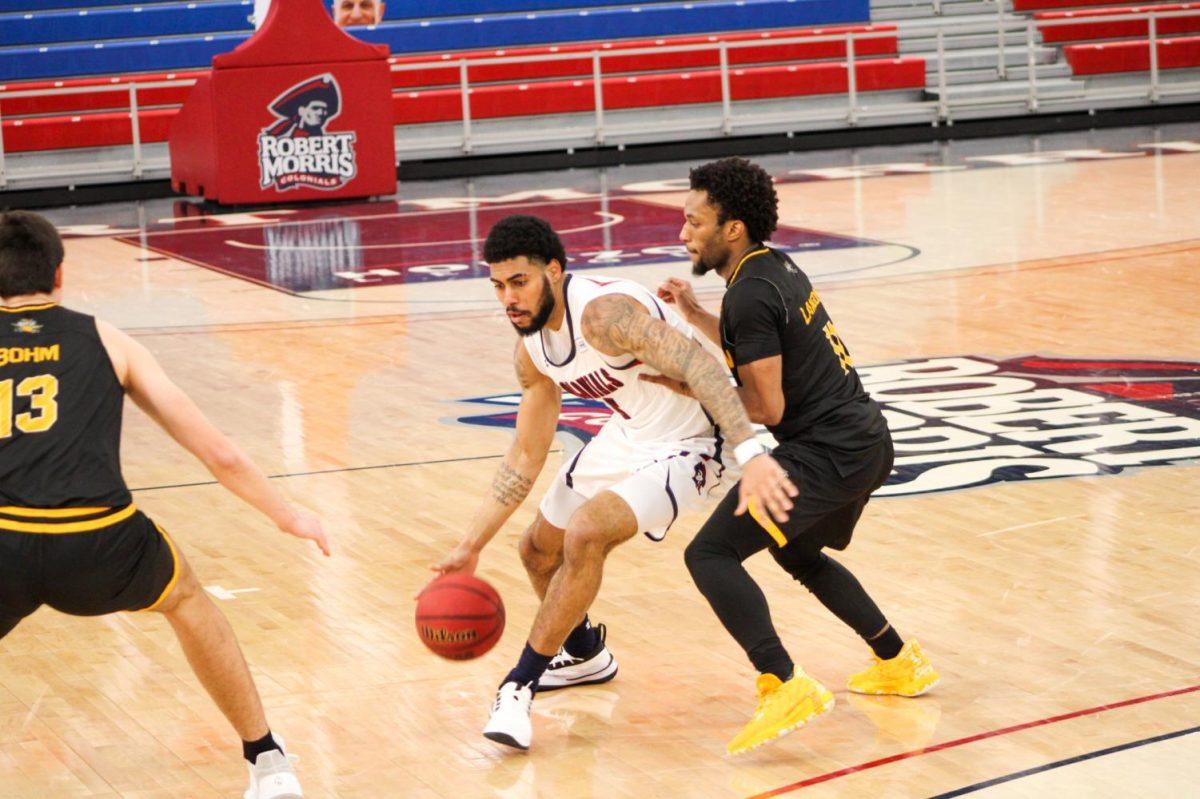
left=592, top=51, right=605, bottom=144
left=1148, top=13, right=1160, bottom=102
left=936, top=29, right=949, bottom=122
left=719, top=42, right=733, bottom=135
left=997, top=0, right=1008, bottom=79
left=459, top=60, right=473, bottom=153
left=129, top=83, right=143, bottom=179
left=846, top=32, right=858, bottom=125
left=933, top=0, right=942, bottom=15
left=1026, top=21, right=1038, bottom=111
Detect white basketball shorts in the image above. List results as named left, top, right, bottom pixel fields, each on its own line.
left=539, top=422, right=725, bottom=540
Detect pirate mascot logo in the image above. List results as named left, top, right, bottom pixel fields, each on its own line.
left=258, top=74, right=358, bottom=191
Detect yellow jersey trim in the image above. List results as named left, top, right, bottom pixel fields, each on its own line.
left=0, top=303, right=57, bottom=313
left=0, top=505, right=112, bottom=518
left=0, top=504, right=136, bottom=533
left=142, top=522, right=181, bottom=612
left=747, top=499, right=788, bottom=547
left=726, top=248, right=770, bottom=287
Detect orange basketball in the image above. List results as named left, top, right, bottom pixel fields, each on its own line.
left=415, top=573, right=506, bottom=660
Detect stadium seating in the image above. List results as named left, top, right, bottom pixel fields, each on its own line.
left=0, top=0, right=868, bottom=80
left=1025, top=3, right=1200, bottom=75
left=1014, top=0, right=1151, bottom=9
left=1035, top=3, right=1200, bottom=43
left=0, top=25, right=898, bottom=115
left=2, top=17, right=923, bottom=154
left=1064, top=35, right=1200, bottom=73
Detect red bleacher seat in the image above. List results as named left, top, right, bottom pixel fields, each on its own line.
left=1, top=56, right=924, bottom=152
left=1063, top=34, right=1200, bottom=72
left=392, top=57, right=925, bottom=125
left=1014, top=0, right=1152, bottom=10
left=0, top=25, right=897, bottom=117
left=1036, top=4, right=1200, bottom=43
left=0, top=24, right=921, bottom=154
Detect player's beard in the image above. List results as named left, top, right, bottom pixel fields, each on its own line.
left=691, top=234, right=730, bottom=277
left=510, top=277, right=557, bottom=337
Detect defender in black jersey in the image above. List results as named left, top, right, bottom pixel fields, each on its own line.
left=0, top=211, right=330, bottom=798
left=651, top=158, right=939, bottom=755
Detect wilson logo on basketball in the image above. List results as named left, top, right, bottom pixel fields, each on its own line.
left=419, top=626, right=479, bottom=643
left=258, top=73, right=357, bottom=192
left=450, top=356, right=1200, bottom=497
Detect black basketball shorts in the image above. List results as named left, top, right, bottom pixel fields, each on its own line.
left=730, top=436, right=894, bottom=552
left=0, top=505, right=180, bottom=638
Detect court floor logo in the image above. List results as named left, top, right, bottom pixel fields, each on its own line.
left=450, top=356, right=1200, bottom=497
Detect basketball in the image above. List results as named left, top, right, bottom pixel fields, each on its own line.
left=415, top=573, right=506, bottom=660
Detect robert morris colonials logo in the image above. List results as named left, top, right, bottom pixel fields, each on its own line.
left=258, top=74, right=357, bottom=192
left=449, top=356, right=1200, bottom=497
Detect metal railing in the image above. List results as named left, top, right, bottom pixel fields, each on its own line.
left=2, top=6, right=1200, bottom=189
left=0, top=77, right=196, bottom=189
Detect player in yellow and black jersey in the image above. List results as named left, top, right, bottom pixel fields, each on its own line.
left=650, top=158, right=940, bottom=755
left=0, top=211, right=330, bottom=799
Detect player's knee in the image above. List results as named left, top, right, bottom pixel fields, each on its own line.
left=683, top=536, right=710, bottom=578
left=778, top=550, right=827, bottom=589
left=153, top=557, right=201, bottom=613
left=519, top=526, right=561, bottom=576
left=562, top=519, right=612, bottom=564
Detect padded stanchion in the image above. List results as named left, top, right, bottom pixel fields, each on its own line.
left=169, top=0, right=396, bottom=204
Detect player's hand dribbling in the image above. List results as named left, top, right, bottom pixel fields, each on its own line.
left=431, top=542, right=480, bottom=577
left=735, top=454, right=797, bottom=524
left=656, top=277, right=703, bottom=322
left=279, top=510, right=332, bottom=556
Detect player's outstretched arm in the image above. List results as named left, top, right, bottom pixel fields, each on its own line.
left=95, top=320, right=331, bottom=556
left=581, top=294, right=797, bottom=521
left=431, top=342, right=561, bottom=576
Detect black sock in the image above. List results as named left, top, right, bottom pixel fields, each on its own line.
left=242, top=730, right=282, bottom=764
left=867, top=624, right=904, bottom=660
left=503, top=642, right=553, bottom=688
left=563, top=615, right=599, bottom=657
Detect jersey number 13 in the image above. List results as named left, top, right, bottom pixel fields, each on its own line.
left=0, top=375, right=59, bottom=437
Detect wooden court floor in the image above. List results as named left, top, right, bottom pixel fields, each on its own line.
left=2, top=145, right=1198, bottom=798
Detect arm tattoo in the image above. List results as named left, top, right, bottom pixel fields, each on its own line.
left=581, top=295, right=755, bottom=446
left=491, top=461, right=534, bottom=507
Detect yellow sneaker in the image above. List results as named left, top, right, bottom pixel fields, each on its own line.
left=847, top=640, right=940, bottom=697
left=726, top=670, right=835, bottom=756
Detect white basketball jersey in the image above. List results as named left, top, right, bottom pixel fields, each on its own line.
left=524, top=274, right=715, bottom=445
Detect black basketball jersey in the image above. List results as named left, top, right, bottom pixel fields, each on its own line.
left=0, top=303, right=131, bottom=508
left=720, top=247, right=887, bottom=474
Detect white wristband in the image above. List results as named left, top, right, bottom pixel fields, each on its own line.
left=734, top=439, right=767, bottom=467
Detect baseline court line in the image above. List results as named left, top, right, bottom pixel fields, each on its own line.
left=926, top=725, right=1200, bottom=798
left=746, top=684, right=1200, bottom=798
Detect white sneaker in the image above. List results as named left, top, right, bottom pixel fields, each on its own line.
left=483, top=681, right=534, bottom=750
left=244, top=737, right=302, bottom=799
left=537, top=623, right=618, bottom=692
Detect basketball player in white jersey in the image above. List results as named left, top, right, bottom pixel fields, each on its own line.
left=431, top=215, right=797, bottom=750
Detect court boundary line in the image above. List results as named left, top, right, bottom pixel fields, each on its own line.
left=925, top=724, right=1200, bottom=798
left=746, top=683, right=1200, bottom=798
left=127, top=450, right=561, bottom=493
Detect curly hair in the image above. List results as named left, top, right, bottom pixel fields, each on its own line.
left=483, top=215, right=568, bottom=269
left=688, top=157, right=778, bottom=244
left=0, top=210, right=63, bottom=299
